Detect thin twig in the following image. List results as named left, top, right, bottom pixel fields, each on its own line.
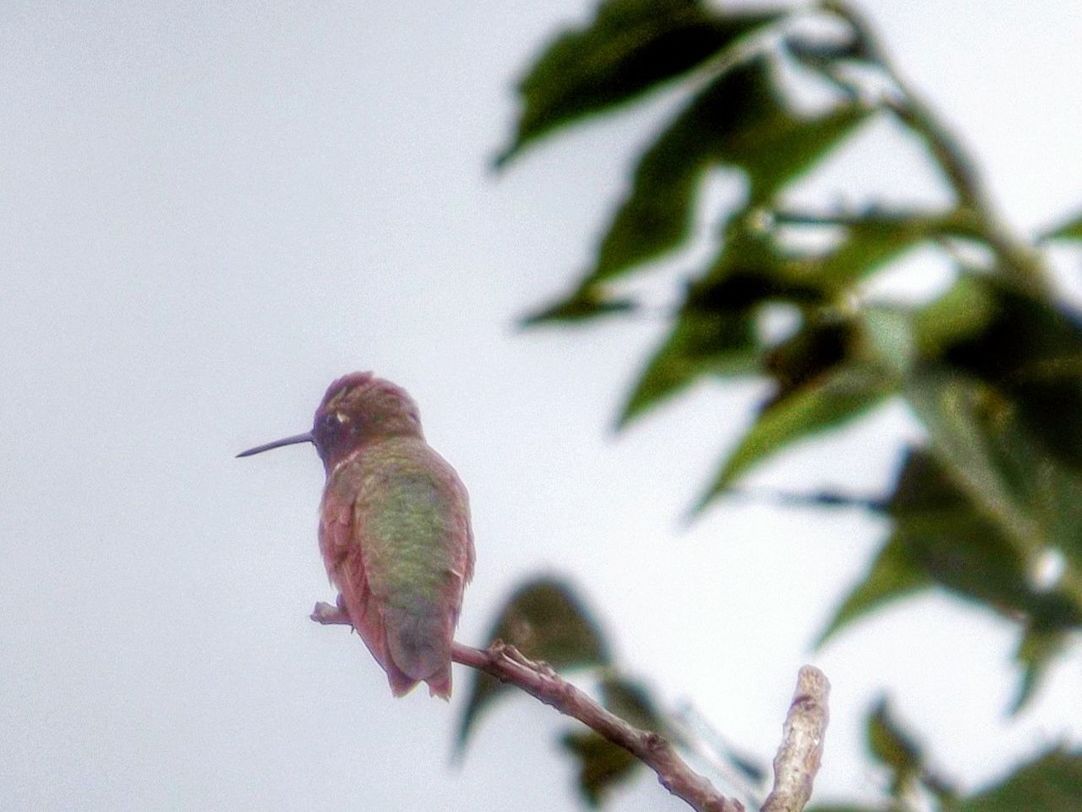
left=819, top=0, right=1050, bottom=294
left=451, top=641, right=746, bottom=812
left=313, top=605, right=830, bottom=812
left=761, top=666, right=831, bottom=812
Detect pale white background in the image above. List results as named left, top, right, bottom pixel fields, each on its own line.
left=2, top=2, right=1080, bottom=810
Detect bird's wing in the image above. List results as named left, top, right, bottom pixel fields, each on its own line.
left=353, top=442, right=472, bottom=697
left=319, top=466, right=413, bottom=694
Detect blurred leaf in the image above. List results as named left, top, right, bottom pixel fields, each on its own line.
left=619, top=310, right=759, bottom=426
left=697, top=359, right=896, bottom=510
left=820, top=444, right=1080, bottom=710
left=866, top=699, right=926, bottom=797
left=811, top=213, right=960, bottom=288
left=619, top=217, right=827, bottom=427
left=912, top=274, right=998, bottom=359
left=561, top=676, right=664, bottom=807
left=906, top=368, right=1082, bottom=571
left=592, top=56, right=869, bottom=282
left=456, top=577, right=611, bottom=752
left=955, top=747, right=1082, bottom=811
left=1010, top=626, right=1068, bottom=714
left=783, top=27, right=876, bottom=71
left=865, top=699, right=959, bottom=803
left=679, top=296, right=909, bottom=511
left=561, top=676, right=664, bottom=806
left=881, top=445, right=1033, bottom=610
left=806, top=807, right=886, bottom=812
left=1038, top=211, right=1082, bottom=243
left=561, top=731, right=638, bottom=807
left=497, top=0, right=787, bottom=165
left=935, top=280, right=1082, bottom=471
left=520, top=284, right=637, bottom=326
left=764, top=317, right=857, bottom=404
left=900, top=374, right=1082, bottom=706
left=816, top=529, right=931, bottom=647
left=818, top=443, right=1030, bottom=648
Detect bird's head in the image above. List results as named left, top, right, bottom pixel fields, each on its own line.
left=237, top=371, right=423, bottom=471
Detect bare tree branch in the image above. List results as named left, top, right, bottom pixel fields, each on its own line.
left=314, top=605, right=830, bottom=812
left=761, top=666, right=831, bottom=812
left=450, top=640, right=745, bottom=812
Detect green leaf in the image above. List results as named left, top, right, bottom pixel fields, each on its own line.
left=820, top=444, right=1080, bottom=710
left=619, top=310, right=758, bottom=426
left=912, top=274, right=998, bottom=360
left=520, top=284, right=637, bottom=326
left=906, top=368, right=1082, bottom=574
left=456, top=577, right=611, bottom=752
left=561, top=731, right=638, bottom=808
left=812, top=213, right=960, bottom=288
left=865, top=699, right=926, bottom=797
left=619, top=217, right=830, bottom=427
left=903, top=373, right=1082, bottom=707
left=882, top=445, right=1034, bottom=610
left=560, top=676, right=664, bottom=807
left=1010, top=627, right=1068, bottom=714
left=864, top=699, right=958, bottom=803
left=936, top=279, right=1082, bottom=471
left=1038, top=210, right=1082, bottom=243
left=955, top=747, right=1082, bottom=811
left=816, top=531, right=931, bottom=647
left=764, top=316, right=859, bottom=405
left=906, top=371, right=1044, bottom=551
left=697, top=360, right=895, bottom=509
left=497, top=0, right=787, bottom=165
left=592, top=56, right=869, bottom=282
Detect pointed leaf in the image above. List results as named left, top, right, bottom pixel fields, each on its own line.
left=812, top=213, right=960, bottom=287
left=498, top=0, right=787, bottom=165
left=956, top=747, right=1082, bottom=811
left=1010, top=627, right=1068, bottom=715
left=456, top=577, right=611, bottom=752
left=520, top=285, right=637, bottom=326
left=619, top=310, right=758, bottom=426
left=819, top=444, right=1079, bottom=712
left=1038, top=210, right=1082, bottom=243
left=816, top=533, right=931, bottom=647
left=906, top=371, right=1044, bottom=550
left=592, top=56, right=869, bottom=282
left=865, top=699, right=926, bottom=797
left=620, top=217, right=833, bottom=427
left=698, top=360, right=895, bottom=508
left=902, top=373, right=1082, bottom=705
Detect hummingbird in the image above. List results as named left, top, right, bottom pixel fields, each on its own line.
left=238, top=372, right=475, bottom=699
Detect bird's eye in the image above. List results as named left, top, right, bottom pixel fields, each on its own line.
left=318, top=412, right=345, bottom=433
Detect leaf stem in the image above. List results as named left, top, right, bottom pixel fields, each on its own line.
left=819, top=1, right=1051, bottom=295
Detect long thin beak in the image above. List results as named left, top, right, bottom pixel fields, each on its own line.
left=236, top=432, right=313, bottom=458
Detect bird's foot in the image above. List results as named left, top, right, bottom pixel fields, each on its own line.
left=310, top=600, right=352, bottom=626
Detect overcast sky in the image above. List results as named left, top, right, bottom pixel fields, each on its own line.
left=2, top=2, right=1080, bottom=810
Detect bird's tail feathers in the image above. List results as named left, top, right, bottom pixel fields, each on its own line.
left=384, top=606, right=453, bottom=699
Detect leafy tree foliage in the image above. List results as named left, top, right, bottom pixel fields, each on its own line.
left=460, top=1, right=1082, bottom=807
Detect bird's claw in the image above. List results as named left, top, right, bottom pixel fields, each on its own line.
left=310, top=601, right=352, bottom=626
